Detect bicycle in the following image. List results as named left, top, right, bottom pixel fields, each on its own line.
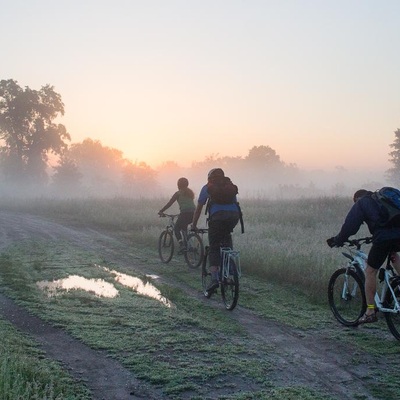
left=158, top=213, right=205, bottom=268
left=201, top=241, right=241, bottom=311
left=327, top=236, right=400, bottom=340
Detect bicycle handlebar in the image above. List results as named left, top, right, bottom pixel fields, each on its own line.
left=158, top=213, right=179, bottom=218
left=344, top=236, right=372, bottom=249
left=191, top=228, right=208, bottom=234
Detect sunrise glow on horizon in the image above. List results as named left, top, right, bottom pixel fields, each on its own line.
left=2, top=1, right=399, bottom=173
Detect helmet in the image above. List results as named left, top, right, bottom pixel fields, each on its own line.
left=207, top=168, right=224, bottom=179
left=177, top=177, right=189, bottom=189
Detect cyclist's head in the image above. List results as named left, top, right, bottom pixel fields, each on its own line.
left=208, top=168, right=224, bottom=180
left=353, top=189, right=372, bottom=203
left=177, top=177, right=189, bottom=189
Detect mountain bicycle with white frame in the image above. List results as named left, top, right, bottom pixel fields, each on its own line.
left=328, top=236, right=400, bottom=340
left=201, top=241, right=241, bottom=311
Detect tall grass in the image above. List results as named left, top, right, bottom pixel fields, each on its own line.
left=0, top=318, right=90, bottom=399
left=0, top=195, right=370, bottom=302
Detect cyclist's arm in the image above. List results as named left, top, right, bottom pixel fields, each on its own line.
left=191, top=185, right=208, bottom=229
left=191, top=203, right=203, bottom=229
left=334, top=202, right=365, bottom=245
left=159, top=192, right=179, bottom=214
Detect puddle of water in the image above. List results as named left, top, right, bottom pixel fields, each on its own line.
left=37, top=275, right=119, bottom=298
left=37, top=268, right=172, bottom=308
left=103, top=267, right=172, bottom=308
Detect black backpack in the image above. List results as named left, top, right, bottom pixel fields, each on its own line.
left=207, top=176, right=238, bottom=204
left=371, top=186, right=400, bottom=227
left=205, top=176, right=244, bottom=233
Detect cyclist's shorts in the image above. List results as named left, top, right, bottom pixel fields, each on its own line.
left=368, top=239, right=400, bottom=269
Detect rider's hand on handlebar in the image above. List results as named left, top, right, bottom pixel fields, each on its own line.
left=327, top=237, right=338, bottom=248
left=158, top=211, right=165, bottom=217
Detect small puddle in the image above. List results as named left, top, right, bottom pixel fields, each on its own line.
left=37, top=268, right=172, bottom=307
left=103, top=267, right=172, bottom=308
left=37, top=275, right=119, bottom=298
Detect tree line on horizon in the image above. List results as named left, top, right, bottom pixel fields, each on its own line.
left=0, top=79, right=399, bottom=197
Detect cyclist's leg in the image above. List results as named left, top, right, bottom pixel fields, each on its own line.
left=208, top=215, right=238, bottom=287
left=176, top=212, right=193, bottom=238
left=175, top=212, right=192, bottom=252
left=174, top=214, right=184, bottom=242
left=389, top=241, right=400, bottom=275
left=207, top=220, right=225, bottom=286
left=361, top=242, right=390, bottom=322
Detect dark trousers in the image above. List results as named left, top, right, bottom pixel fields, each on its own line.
left=174, top=211, right=194, bottom=241
left=208, top=211, right=239, bottom=266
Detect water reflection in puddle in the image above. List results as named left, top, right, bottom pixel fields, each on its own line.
left=37, top=267, right=172, bottom=307
left=103, top=267, right=172, bottom=308
left=37, top=275, right=119, bottom=298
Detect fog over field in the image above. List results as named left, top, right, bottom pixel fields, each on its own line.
left=0, top=161, right=388, bottom=200
left=157, top=165, right=387, bottom=199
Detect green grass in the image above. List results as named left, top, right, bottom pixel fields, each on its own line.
left=0, top=318, right=90, bottom=399
left=0, top=196, right=399, bottom=399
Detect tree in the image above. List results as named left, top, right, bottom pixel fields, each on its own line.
left=52, top=156, right=83, bottom=193
left=245, top=145, right=282, bottom=167
left=387, top=129, right=400, bottom=186
left=67, top=138, right=125, bottom=189
left=0, top=79, right=70, bottom=183
left=122, top=161, right=158, bottom=196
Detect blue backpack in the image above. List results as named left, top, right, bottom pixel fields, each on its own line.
left=371, top=187, right=400, bottom=227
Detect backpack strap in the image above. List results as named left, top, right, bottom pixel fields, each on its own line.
left=236, top=202, right=245, bottom=234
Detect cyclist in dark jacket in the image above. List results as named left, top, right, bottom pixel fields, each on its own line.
left=327, top=189, right=400, bottom=324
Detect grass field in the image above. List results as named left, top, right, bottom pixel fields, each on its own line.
left=1, top=195, right=398, bottom=400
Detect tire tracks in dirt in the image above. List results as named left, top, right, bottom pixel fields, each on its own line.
left=0, top=211, right=380, bottom=399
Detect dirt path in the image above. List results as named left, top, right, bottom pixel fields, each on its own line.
left=0, top=211, right=382, bottom=399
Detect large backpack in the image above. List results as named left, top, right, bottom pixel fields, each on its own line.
left=371, top=186, right=400, bottom=227
left=206, top=175, right=244, bottom=233
left=207, top=176, right=238, bottom=204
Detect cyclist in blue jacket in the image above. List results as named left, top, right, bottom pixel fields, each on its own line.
left=191, top=168, right=240, bottom=294
left=327, top=189, right=400, bottom=324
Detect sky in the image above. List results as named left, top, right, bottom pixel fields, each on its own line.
left=2, top=0, right=400, bottom=174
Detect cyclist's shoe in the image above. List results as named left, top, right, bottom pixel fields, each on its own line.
left=205, top=280, right=219, bottom=296
left=357, top=312, right=378, bottom=325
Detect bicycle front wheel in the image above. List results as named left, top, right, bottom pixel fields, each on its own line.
left=328, top=268, right=366, bottom=326
left=158, top=230, right=174, bottom=263
left=383, top=277, right=400, bottom=341
left=184, top=232, right=204, bottom=269
left=221, top=260, right=239, bottom=311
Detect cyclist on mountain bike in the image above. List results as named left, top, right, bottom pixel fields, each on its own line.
left=158, top=177, right=195, bottom=254
left=327, top=189, right=400, bottom=324
left=191, top=168, right=241, bottom=294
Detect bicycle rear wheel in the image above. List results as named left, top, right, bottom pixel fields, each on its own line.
left=383, top=277, right=400, bottom=341
left=220, top=260, right=239, bottom=311
left=184, top=232, right=204, bottom=269
left=158, top=230, right=174, bottom=263
left=328, top=267, right=366, bottom=326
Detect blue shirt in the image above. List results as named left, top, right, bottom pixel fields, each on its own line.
left=198, top=184, right=239, bottom=216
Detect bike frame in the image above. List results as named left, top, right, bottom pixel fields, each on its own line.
left=163, top=214, right=188, bottom=244
left=375, top=264, right=400, bottom=314
left=220, top=247, right=241, bottom=279
left=342, top=242, right=400, bottom=315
